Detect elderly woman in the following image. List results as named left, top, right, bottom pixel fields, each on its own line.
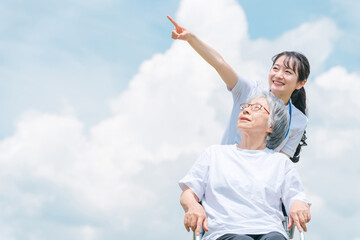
left=179, top=91, right=311, bottom=240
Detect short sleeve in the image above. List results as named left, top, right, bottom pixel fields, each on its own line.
left=179, top=148, right=211, bottom=201
left=280, top=128, right=305, bottom=157
left=230, top=75, right=257, bottom=105
left=281, top=161, right=311, bottom=214
left=278, top=104, right=308, bottom=157
left=221, top=76, right=261, bottom=145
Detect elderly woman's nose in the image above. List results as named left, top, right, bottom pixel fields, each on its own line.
left=242, top=108, right=250, bottom=114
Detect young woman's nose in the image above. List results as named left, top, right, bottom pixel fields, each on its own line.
left=275, top=70, right=284, bottom=78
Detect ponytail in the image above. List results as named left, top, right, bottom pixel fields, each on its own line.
left=291, top=88, right=306, bottom=115
left=290, top=87, right=307, bottom=163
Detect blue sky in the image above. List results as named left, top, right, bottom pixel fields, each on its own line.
left=1, top=0, right=360, bottom=137
left=1, top=0, right=360, bottom=139
left=0, top=0, right=359, bottom=239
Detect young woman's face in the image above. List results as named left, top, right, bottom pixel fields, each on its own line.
left=268, top=55, right=305, bottom=100
left=237, top=98, right=271, bottom=135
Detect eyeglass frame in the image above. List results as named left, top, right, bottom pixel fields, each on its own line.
left=239, top=103, right=270, bottom=114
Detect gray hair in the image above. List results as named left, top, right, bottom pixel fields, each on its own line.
left=247, top=91, right=290, bottom=150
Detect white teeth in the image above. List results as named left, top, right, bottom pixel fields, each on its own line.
left=273, top=80, right=284, bottom=85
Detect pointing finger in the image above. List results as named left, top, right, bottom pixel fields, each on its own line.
left=167, top=15, right=179, bottom=28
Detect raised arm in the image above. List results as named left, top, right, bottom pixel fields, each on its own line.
left=180, top=186, right=209, bottom=236
left=167, top=15, right=238, bottom=90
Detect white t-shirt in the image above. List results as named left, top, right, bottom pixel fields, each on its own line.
left=221, top=76, right=308, bottom=157
left=179, top=144, right=310, bottom=240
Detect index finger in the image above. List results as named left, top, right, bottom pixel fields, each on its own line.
left=167, top=15, right=179, bottom=28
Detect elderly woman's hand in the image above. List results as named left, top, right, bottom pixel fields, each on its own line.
left=288, top=200, right=311, bottom=232
left=184, top=202, right=208, bottom=236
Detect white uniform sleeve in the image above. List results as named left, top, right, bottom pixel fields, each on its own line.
left=281, top=161, right=311, bottom=214
left=280, top=128, right=306, bottom=157
left=221, top=76, right=260, bottom=145
left=179, top=148, right=211, bottom=201
left=280, top=105, right=308, bottom=157
left=230, top=75, right=257, bottom=105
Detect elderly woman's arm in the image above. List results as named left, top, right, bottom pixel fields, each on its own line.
left=281, top=161, right=312, bottom=232
left=180, top=186, right=209, bottom=236
left=167, top=15, right=239, bottom=90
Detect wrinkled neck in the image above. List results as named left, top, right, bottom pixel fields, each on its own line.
left=237, top=132, right=267, bottom=150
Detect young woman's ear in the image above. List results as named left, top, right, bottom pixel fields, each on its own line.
left=296, top=79, right=307, bottom=90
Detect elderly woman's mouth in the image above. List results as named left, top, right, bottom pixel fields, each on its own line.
left=240, top=117, right=251, bottom=121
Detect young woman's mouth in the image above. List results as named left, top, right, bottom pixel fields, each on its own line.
left=272, top=80, right=285, bottom=86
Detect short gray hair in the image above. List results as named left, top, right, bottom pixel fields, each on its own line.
left=247, top=91, right=290, bottom=150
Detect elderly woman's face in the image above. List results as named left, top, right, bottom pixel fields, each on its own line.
left=237, top=97, right=272, bottom=135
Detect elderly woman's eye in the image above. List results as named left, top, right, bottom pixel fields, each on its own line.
left=253, top=105, right=261, bottom=110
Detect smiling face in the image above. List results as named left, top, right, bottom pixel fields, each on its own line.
left=237, top=97, right=272, bottom=136
left=268, top=55, right=306, bottom=104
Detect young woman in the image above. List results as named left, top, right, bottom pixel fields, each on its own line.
left=167, top=16, right=310, bottom=162
left=179, top=92, right=311, bottom=239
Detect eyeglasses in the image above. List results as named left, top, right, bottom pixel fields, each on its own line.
left=239, top=103, right=270, bottom=114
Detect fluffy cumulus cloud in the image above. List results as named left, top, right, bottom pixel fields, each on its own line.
left=299, top=66, right=360, bottom=239
left=240, top=18, right=341, bottom=85
left=0, top=0, right=359, bottom=239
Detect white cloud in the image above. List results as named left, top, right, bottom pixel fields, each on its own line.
left=297, top=66, right=360, bottom=239
left=309, top=66, right=360, bottom=126
left=0, top=0, right=358, bottom=239
left=80, top=225, right=98, bottom=240
left=241, top=18, right=341, bottom=85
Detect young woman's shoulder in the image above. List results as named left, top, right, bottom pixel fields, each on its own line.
left=231, top=75, right=260, bottom=95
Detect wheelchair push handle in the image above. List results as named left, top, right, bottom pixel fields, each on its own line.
left=193, top=226, right=204, bottom=240
left=300, top=231, right=305, bottom=240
